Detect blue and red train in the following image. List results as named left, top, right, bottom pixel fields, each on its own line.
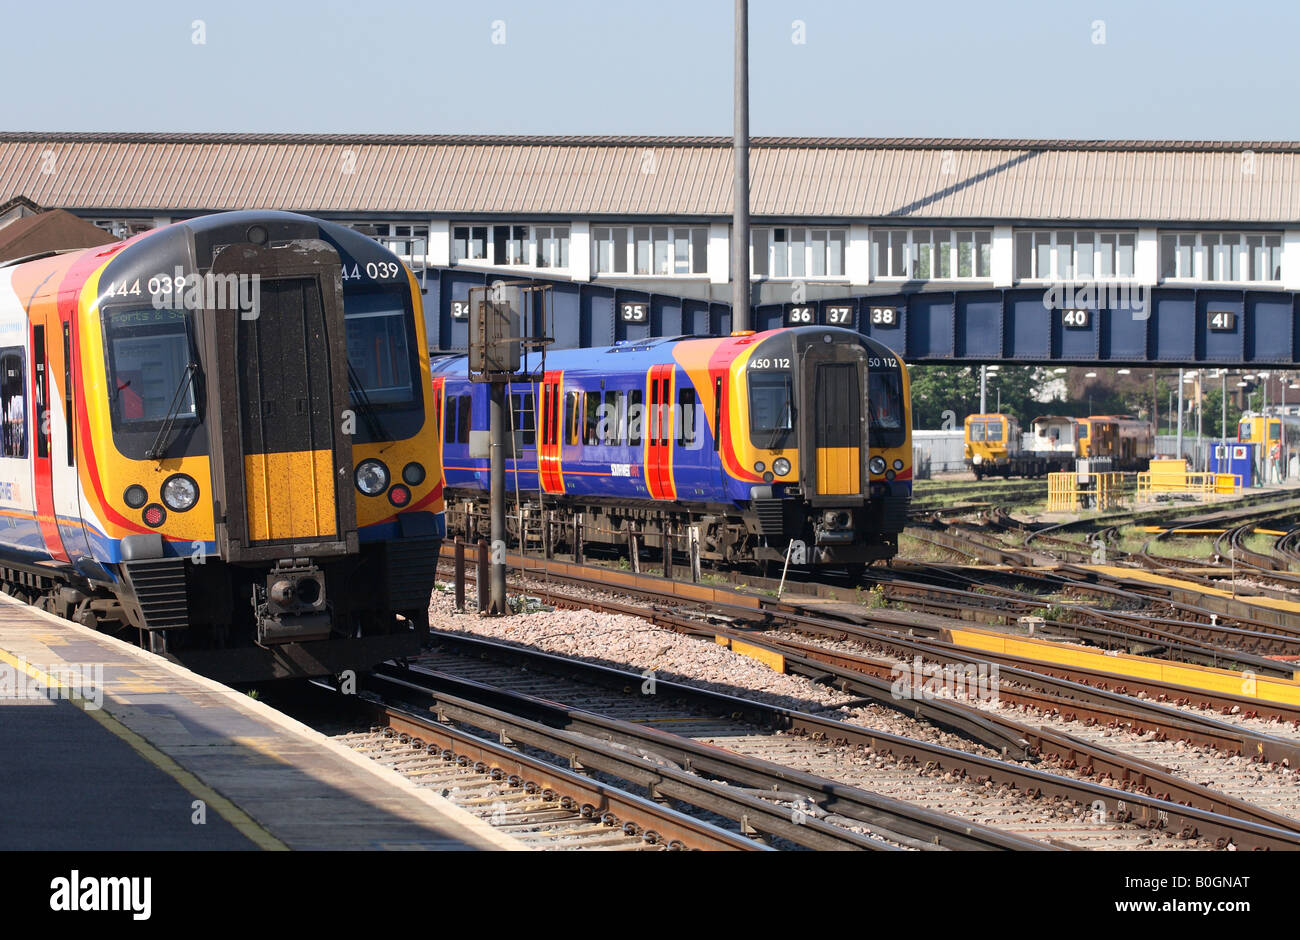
left=431, top=325, right=912, bottom=569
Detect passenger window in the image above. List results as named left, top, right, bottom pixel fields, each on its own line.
left=456, top=394, right=471, bottom=445
left=511, top=392, right=536, bottom=446
left=584, top=392, right=600, bottom=446
left=603, top=390, right=620, bottom=444
left=565, top=392, right=580, bottom=446
left=627, top=389, right=644, bottom=446
left=444, top=393, right=456, bottom=444
left=676, top=387, right=698, bottom=447
left=0, top=348, right=26, bottom=458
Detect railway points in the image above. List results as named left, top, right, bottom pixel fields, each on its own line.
left=0, top=594, right=520, bottom=851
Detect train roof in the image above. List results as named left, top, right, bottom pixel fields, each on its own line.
left=429, top=326, right=904, bottom=378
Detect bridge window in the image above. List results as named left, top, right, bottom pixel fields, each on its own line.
left=592, top=227, right=629, bottom=274
left=754, top=227, right=845, bottom=279
left=452, top=224, right=569, bottom=269
left=870, top=229, right=990, bottom=280
left=1015, top=230, right=1135, bottom=280
left=1159, top=231, right=1281, bottom=282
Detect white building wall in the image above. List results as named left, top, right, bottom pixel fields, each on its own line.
left=708, top=223, right=729, bottom=285
left=1135, top=228, right=1159, bottom=284
left=846, top=224, right=870, bottom=286
left=429, top=220, right=450, bottom=266
left=1282, top=230, right=1300, bottom=291
left=569, top=221, right=591, bottom=282
left=990, top=225, right=1013, bottom=287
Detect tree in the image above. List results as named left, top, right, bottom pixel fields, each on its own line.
left=908, top=364, right=1057, bottom=430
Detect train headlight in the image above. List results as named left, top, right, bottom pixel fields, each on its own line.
left=161, top=474, right=199, bottom=512
left=402, top=462, right=426, bottom=486
left=355, top=459, right=389, bottom=496
left=773, top=457, right=791, bottom=477
left=893, top=459, right=904, bottom=471
left=869, top=456, right=887, bottom=475
left=753, top=461, right=766, bottom=473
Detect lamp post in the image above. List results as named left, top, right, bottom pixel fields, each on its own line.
left=731, top=0, right=750, bottom=331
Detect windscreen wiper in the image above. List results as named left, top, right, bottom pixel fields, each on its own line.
left=146, top=362, right=198, bottom=460
left=347, top=362, right=388, bottom=441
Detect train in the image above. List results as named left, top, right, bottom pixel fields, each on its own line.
left=965, top=412, right=1154, bottom=478
left=1238, top=411, right=1300, bottom=481
left=430, top=326, right=912, bottom=571
left=0, top=210, right=443, bottom=681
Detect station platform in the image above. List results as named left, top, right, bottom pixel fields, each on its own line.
left=0, top=595, right=522, bottom=851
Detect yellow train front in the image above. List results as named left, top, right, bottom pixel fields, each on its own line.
left=0, top=211, right=443, bottom=681
left=1077, top=415, right=1153, bottom=470
left=964, top=413, right=1023, bottom=477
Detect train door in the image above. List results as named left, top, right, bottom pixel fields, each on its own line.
left=29, top=320, right=68, bottom=563
left=538, top=371, right=564, bottom=493
left=207, top=243, right=354, bottom=562
left=432, top=376, right=445, bottom=470
left=797, top=342, right=868, bottom=501
left=645, top=364, right=676, bottom=500
left=56, top=288, right=102, bottom=576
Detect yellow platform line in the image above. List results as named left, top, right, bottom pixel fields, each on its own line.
left=945, top=627, right=1300, bottom=704
left=1082, top=564, right=1300, bottom=616
left=0, top=648, right=288, bottom=850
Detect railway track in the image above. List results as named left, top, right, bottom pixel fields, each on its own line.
left=364, top=656, right=1044, bottom=851
left=428, top=556, right=1300, bottom=849
left=339, top=720, right=761, bottom=850
left=382, top=638, right=1300, bottom=849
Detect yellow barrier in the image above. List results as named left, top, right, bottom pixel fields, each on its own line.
left=1046, top=471, right=1124, bottom=512
left=1136, top=464, right=1237, bottom=502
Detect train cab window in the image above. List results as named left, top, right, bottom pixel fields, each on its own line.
left=564, top=392, right=581, bottom=446
left=867, top=370, right=905, bottom=448
left=986, top=421, right=1003, bottom=442
left=103, top=308, right=196, bottom=427
left=1077, top=423, right=1089, bottom=439
left=627, top=389, right=644, bottom=446
left=1270, top=422, right=1282, bottom=442
left=676, top=388, right=698, bottom=447
left=510, top=392, right=536, bottom=446
left=969, top=421, right=986, bottom=442
left=748, top=371, right=794, bottom=447
left=0, top=348, right=25, bottom=458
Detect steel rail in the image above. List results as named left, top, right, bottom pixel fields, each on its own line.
left=394, top=638, right=1300, bottom=851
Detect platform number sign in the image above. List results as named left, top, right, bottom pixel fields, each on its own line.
left=450, top=299, right=470, bottom=320
left=620, top=301, right=648, bottom=324
left=869, top=306, right=898, bottom=327
left=1207, top=310, right=1237, bottom=332
left=786, top=304, right=814, bottom=325
left=825, top=305, right=853, bottom=325
left=1062, top=308, right=1091, bottom=329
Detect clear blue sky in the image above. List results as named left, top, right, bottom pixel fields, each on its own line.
left=4, top=0, right=1297, bottom=139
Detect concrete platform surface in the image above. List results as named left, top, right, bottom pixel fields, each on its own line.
left=0, top=595, right=522, bottom=851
